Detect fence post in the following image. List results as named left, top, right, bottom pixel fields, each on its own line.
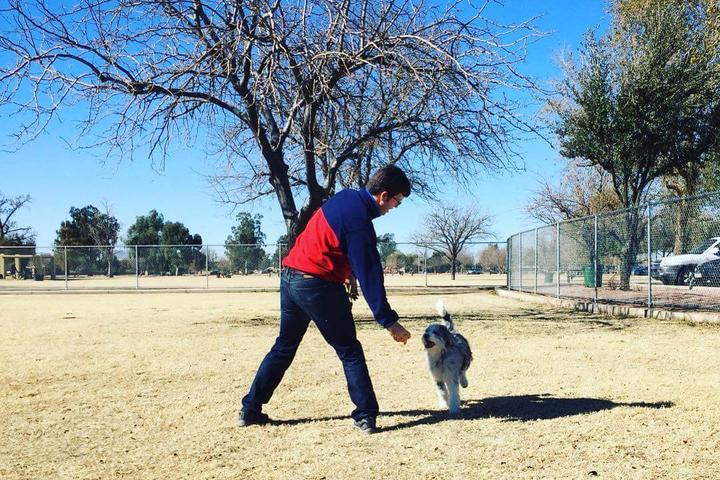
left=205, top=245, right=209, bottom=289
left=506, top=239, right=510, bottom=289
left=594, top=215, right=598, bottom=307
left=534, top=229, right=538, bottom=294
left=64, top=246, right=68, bottom=290
left=647, top=205, right=652, bottom=308
left=519, top=233, right=523, bottom=292
left=556, top=222, right=561, bottom=298
left=135, top=245, right=139, bottom=290
left=424, top=245, right=428, bottom=287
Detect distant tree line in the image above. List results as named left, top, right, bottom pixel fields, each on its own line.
left=2, top=192, right=506, bottom=279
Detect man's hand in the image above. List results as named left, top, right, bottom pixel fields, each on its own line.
left=344, top=274, right=359, bottom=301
left=387, top=322, right=411, bottom=345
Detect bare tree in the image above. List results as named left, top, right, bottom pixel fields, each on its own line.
left=524, top=160, right=624, bottom=225
left=0, top=0, right=542, bottom=243
left=478, top=243, right=506, bottom=273
left=0, top=192, right=35, bottom=245
left=415, top=206, right=493, bottom=279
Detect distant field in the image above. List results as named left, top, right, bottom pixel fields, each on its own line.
left=2, top=291, right=719, bottom=479
left=0, top=272, right=507, bottom=290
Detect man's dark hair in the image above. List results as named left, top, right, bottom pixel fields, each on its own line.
left=366, top=164, right=412, bottom=198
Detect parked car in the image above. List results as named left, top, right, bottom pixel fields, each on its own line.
left=467, top=267, right=482, bottom=275
left=656, top=237, right=720, bottom=285
left=631, top=261, right=660, bottom=276
left=692, top=258, right=720, bottom=287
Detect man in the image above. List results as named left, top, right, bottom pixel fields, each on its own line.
left=239, top=164, right=412, bottom=434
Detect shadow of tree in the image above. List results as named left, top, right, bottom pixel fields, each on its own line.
left=379, top=394, right=673, bottom=432
left=270, top=394, right=673, bottom=432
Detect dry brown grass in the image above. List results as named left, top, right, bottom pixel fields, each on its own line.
left=2, top=291, right=720, bottom=479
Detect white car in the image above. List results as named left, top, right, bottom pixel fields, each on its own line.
left=656, top=237, right=720, bottom=285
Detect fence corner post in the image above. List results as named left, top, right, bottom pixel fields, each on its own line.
left=594, top=215, right=598, bottom=307
left=647, top=204, right=652, bottom=308
left=534, top=229, right=538, bottom=294
left=135, top=244, right=139, bottom=290
left=556, top=222, right=561, bottom=299
left=64, top=246, right=68, bottom=290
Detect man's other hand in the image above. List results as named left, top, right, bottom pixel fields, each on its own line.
left=345, top=274, right=359, bottom=300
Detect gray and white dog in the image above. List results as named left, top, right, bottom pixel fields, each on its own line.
left=421, top=300, right=473, bottom=413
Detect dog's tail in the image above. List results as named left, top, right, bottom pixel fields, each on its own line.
left=436, top=299, right=454, bottom=331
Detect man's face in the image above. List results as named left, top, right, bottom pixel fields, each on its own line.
left=378, top=191, right=405, bottom=216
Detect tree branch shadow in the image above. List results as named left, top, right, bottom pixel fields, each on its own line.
left=269, top=394, right=673, bottom=432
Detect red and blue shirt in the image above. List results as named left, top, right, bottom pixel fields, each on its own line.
left=283, top=188, right=399, bottom=328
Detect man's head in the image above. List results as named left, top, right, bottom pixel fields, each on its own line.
left=366, top=164, right=412, bottom=215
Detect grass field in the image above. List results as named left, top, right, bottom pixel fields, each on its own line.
left=2, top=290, right=719, bottom=479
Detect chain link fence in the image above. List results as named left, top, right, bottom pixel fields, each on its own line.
left=0, top=241, right=507, bottom=291
left=508, top=191, right=720, bottom=311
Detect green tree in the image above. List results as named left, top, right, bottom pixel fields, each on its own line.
left=161, top=222, right=204, bottom=275
left=426, top=251, right=448, bottom=274
left=616, top=0, right=720, bottom=254
left=126, top=210, right=164, bottom=245
left=225, top=213, right=266, bottom=274
left=552, top=1, right=720, bottom=288
left=126, top=210, right=165, bottom=274
left=401, top=253, right=419, bottom=273
left=126, top=210, right=204, bottom=275
left=56, top=205, right=120, bottom=276
left=376, top=233, right=398, bottom=266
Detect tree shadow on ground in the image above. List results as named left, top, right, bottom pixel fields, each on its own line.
left=379, top=394, right=673, bottom=432
left=270, top=394, right=673, bottom=432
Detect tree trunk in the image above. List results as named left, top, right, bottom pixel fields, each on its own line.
left=620, top=210, right=641, bottom=290
left=672, top=198, right=690, bottom=255
left=265, top=150, right=330, bottom=248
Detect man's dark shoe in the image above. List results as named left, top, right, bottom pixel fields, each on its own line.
left=239, top=410, right=271, bottom=427
left=353, top=417, right=378, bottom=434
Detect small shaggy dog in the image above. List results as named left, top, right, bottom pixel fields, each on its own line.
left=422, top=300, right=473, bottom=413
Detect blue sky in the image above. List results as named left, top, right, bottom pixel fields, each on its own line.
left=0, top=1, right=610, bottom=248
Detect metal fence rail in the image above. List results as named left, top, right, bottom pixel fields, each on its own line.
left=507, top=191, right=720, bottom=311
left=0, top=241, right=508, bottom=291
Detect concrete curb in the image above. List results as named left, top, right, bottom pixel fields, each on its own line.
left=495, top=288, right=720, bottom=324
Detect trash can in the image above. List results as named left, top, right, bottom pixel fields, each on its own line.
left=583, top=265, right=602, bottom=287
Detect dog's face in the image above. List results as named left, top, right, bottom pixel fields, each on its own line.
left=422, top=323, right=454, bottom=350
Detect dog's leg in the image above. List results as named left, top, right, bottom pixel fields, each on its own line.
left=460, top=370, right=468, bottom=388
left=435, top=381, right=449, bottom=409
left=447, top=380, right=461, bottom=414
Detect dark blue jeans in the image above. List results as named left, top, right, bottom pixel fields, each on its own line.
left=241, top=268, right=379, bottom=421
